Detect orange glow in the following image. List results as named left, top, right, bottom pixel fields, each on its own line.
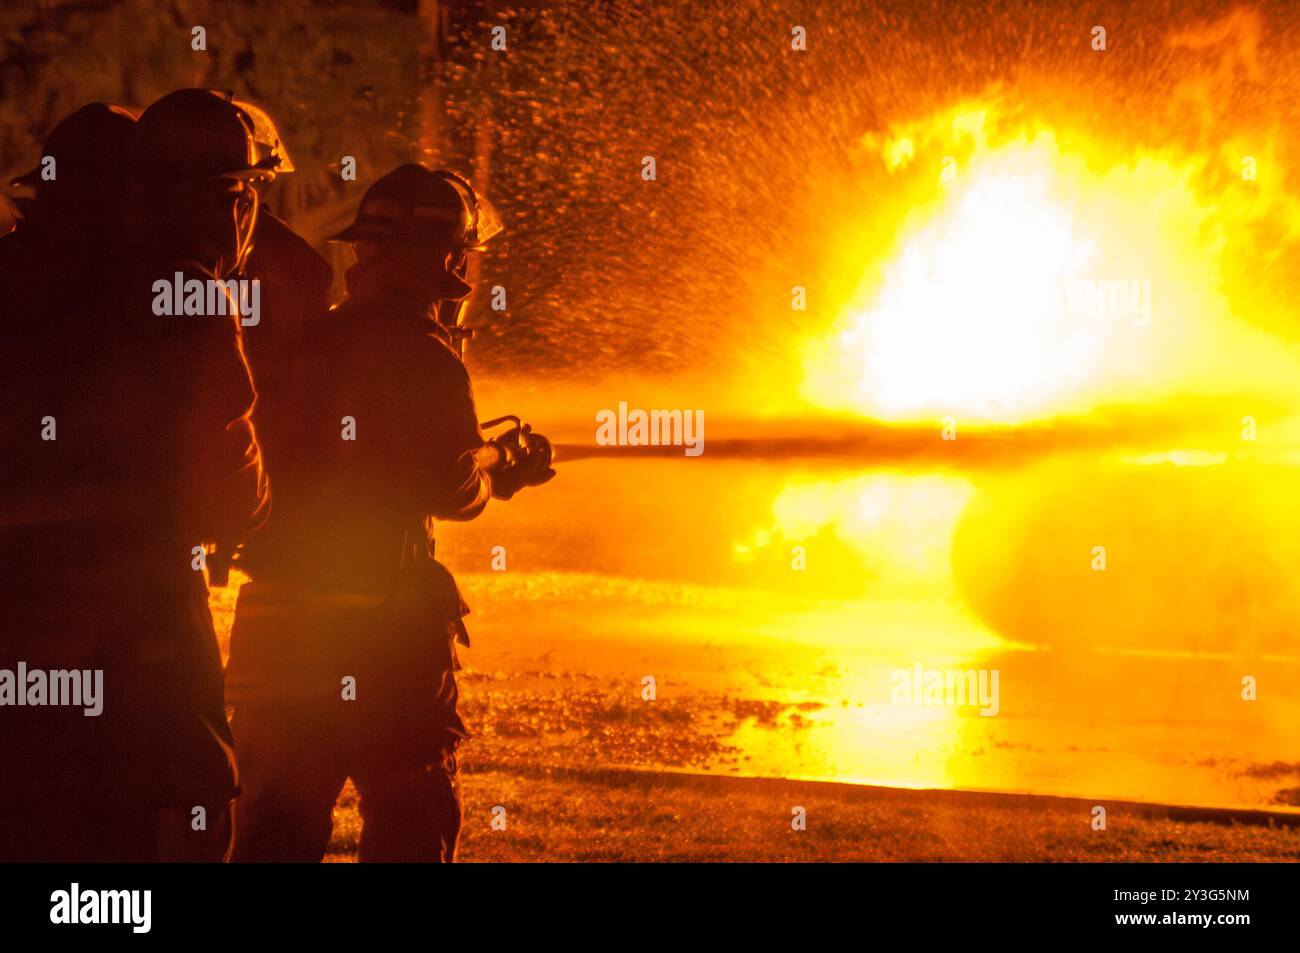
left=800, top=104, right=1300, bottom=424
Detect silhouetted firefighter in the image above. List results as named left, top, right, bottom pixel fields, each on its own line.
left=226, top=164, right=554, bottom=862
left=234, top=98, right=334, bottom=464
left=0, top=89, right=274, bottom=861
left=0, top=103, right=136, bottom=318
left=215, top=103, right=333, bottom=585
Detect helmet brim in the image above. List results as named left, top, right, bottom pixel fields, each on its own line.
left=326, top=221, right=381, bottom=244
left=217, top=168, right=277, bottom=184
left=9, top=167, right=41, bottom=190
left=217, top=155, right=281, bottom=183
left=326, top=221, right=490, bottom=248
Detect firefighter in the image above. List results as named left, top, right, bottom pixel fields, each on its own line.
left=227, top=163, right=553, bottom=862
left=0, top=89, right=273, bottom=860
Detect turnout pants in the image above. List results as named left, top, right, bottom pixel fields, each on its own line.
left=226, top=583, right=467, bottom=863
left=0, top=535, right=238, bottom=863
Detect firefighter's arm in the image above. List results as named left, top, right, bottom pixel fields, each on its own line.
left=411, top=339, right=492, bottom=521
left=414, top=336, right=555, bottom=515
left=184, top=311, right=271, bottom=543
left=475, top=420, right=556, bottom=501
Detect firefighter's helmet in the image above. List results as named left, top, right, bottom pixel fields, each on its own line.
left=9, top=103, right=137, bottom=194
left=327, top=163, right=502, bottom=250
left=130, top=89, right=282, bottom=184
left=232, top=98, right=295, bottom=174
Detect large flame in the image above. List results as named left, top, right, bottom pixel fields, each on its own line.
left=800, top=106, right=1300, bottom=425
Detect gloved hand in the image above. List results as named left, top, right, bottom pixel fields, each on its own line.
left=487, top=425, right=556, bottom=500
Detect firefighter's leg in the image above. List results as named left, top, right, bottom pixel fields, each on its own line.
left=147, top=800, right=234, bottom=862
left=352, top=743, right=462, bottom=863
left=0, top=792, right=145, bottom=862
left=344, top=608, right=469, bottom=862
left=230, top=701, right=346, bottom=862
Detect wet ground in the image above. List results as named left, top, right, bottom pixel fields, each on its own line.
left=213, top=452, right=1300, bottom=812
